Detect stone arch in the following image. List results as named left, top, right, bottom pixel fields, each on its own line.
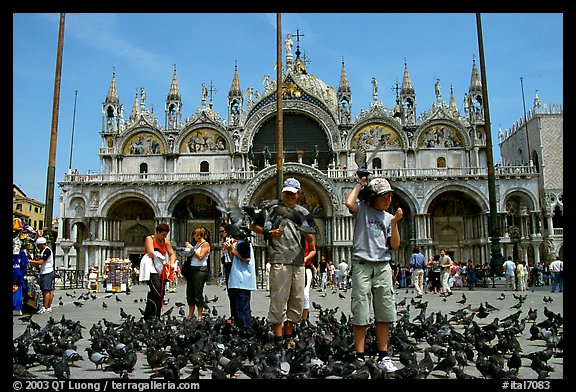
left=349, top=120, right=407, bottom=151
left=241, top=163, right=337, bottom=218
left=68, top=194, right=88, bottom=218
left=166, top=186, right=227, bottom=247
left=422, top=184, right=488, bottom=215
left=178, top=126, right=231, bottom=154
left=100, top=189, right=160, bottom=218
left=501, top=188, right=538, bottom=212
left=415, top=119, right=471, bottom=150
left=166, top=186, right=227, bottom=219
left=242, top=101, right=339, bottom=156
left=121, top=129, right=165, bottom=155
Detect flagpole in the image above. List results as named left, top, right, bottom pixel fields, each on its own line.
left=276, top=12, right=284, bottom=200
left=68, top=90, right=78, bottom=170
left=44, top=13, right=65, bottom=248
left=476, top=13, right=502, bottom=287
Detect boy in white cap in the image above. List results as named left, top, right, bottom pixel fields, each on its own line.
left=29, top=237, right=55, bottom=313
left=345, top=176, right=403, bottom=373
left=250, top=177, right=316, bottom=347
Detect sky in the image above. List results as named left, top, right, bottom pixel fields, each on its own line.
left=13, top=13, right=563, bottom=218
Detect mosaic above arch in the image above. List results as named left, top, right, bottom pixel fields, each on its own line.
left=351, top=123, right=402, bottom=151
left=418, top=124, right=464, bottom=148
left=124, top=132, right=163, bottom=155
left=180, top=128, right=228, bottom=153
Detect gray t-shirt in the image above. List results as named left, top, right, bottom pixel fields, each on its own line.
left=351, top=200, right=393, bottom=263
left=267, top=203, right=308, bottom=265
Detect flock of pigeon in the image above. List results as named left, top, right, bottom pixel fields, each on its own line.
left=13, top=287, right=563, bottom=380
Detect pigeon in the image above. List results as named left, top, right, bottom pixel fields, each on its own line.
left=162, top=306, right=174, bottom=318
left=13, top=362, right=38, bottom=379
left=242, top=199, right=280, bottom=227
left=53, top=356, right=71, bottom=379
left=63, top=349, right=84, bottom=365
left=85, top=348, right=109, bottom=370
left=433, top=348, right=457, bottom=377
left=456, top=293, right=467, bottom=304
left=217, top=200, right=252, bottom=240
left=115, top=295, right=122, bottom=303
left=102, top=301, right=108, bottom=310
left=507, top=349, right=522, bottom=372
left=120, top=308, right=130, bottom=319
left=451, top=367, right=478, bottom=379
left=417, top=348, right=434, bottom=378
left=354, top=144, right=371, bottom=179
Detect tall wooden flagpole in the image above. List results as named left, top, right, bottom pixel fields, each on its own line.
left=476, top=13, right=502, bottom=286
left=276, top=13, right=284, bottom=199
left=44, top=13, right=65, bottom=248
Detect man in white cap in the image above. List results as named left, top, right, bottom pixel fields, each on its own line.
left=250, top=177, right=316, bottom=348
left=345, top=176, right=403, bottom=374
left=29, top=237, right=55, bottom=313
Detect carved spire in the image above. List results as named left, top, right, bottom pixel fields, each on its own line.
left=400, top=59, right=416, bottom=125
left=400, top=58, right=414, bottom=95
left=167, top=64, right=180, bottom=101
left=129, top=89, right=140, bottom=121
left=449, top=85, right=459, bottom=116
left=337, top=57, right=352, bottom=126
left=165, top=64, right=182, bottom=130
left=338, top=57, right=351, bottom=94
left=228, top=62, right=242, bottom=98
left=228, top=61, right=243, bottom=128
left=106, top=67, right=119, bottom=104
left=469, top=57, right=483, bottom=94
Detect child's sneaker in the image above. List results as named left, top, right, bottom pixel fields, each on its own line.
left=37, top=307, right=47, bottom=314
left=377, top=357, right=398, bottom=373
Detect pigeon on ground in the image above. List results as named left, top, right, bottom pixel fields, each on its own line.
left=85, top=348, right=109, bottom=370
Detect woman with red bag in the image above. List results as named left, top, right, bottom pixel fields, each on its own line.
left=140, top=223, right=176, bottom=320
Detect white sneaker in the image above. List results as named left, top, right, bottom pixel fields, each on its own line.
left=13, top=310, right=22, bottom=316
left=377, top=357, right=398, bottom=373
left=45, top=307, right=53, bottom=313
left=37, top=307, right=47, bottom=314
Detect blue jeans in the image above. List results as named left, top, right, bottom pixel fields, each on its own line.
left=228, top=288, right=252, bottom=329
left=551, top=272, right=563, bottom=292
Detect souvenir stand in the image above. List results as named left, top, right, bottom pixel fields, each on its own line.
left=104, top=258, right=132, bottom=293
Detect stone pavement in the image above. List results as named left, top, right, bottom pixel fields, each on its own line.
left=12, top=280, right=564, bottom=381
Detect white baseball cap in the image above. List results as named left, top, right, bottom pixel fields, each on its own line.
left=34, top=237, right=47, bottom=245
left=281, top=178, right=301, bottom=193
left=368, top=177, right=393, bottom=195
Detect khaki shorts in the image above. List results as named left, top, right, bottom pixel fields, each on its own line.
left=351, top=261, right=396, bottom=325
left=268, top=263, right=305, bottom=325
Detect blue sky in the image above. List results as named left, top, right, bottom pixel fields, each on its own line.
left=13, top=13, right=563, bottom=217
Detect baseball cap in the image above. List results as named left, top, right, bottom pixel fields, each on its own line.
left=34, top=237, right=47, bottom=245
left=368, top=177, right=393, bottom=195
left=282, top=178, right=301, bottom=193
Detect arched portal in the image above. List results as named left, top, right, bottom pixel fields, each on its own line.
left=252, top=113, right=331, bottom=170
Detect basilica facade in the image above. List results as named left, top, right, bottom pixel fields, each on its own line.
left=56, top=36, right=563, bottom=279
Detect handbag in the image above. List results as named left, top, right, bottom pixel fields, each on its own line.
left=181, top=257, right=192, bottom=278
